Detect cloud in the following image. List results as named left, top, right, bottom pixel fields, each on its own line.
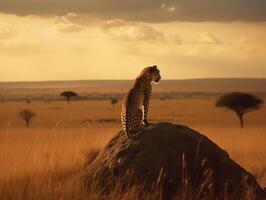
left=196, top=32, right=223, bottom=45
left=55, top=13, right=85, bottom=33
left=167, top=32, right=182, bottom=45
left=0, top=24, right=55, bottom=54
left=100, top=19, right=165, bottom=41
left=161, top=4, right=177, bottom=13
left=54, top=13, right=77, bottom=24
left=56, top=24, right=84, bottom=33
left=0, top=25, right=17, bottom=39
left=0, top=0, right=266, bottom=22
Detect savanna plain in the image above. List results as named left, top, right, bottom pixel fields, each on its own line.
left=0, top=80, right=265, bottom=199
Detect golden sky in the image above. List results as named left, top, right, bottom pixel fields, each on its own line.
left=0, top=0, right=266, bottom=81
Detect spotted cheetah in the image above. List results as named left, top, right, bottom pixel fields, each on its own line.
left=121, top=65, right=161, bottom=139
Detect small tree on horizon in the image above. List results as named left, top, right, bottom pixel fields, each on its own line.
left=19, top=109, right=36, bottom=128
left=216, top=92, right=263, bottom=128
left=60, top=91, right=78, bottom=103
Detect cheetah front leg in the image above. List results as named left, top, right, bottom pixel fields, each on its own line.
left=143, top=84, right=152, bottom=126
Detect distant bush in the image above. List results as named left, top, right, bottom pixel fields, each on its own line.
left=95, top=118, right=120, bottom=123
left=25, top=99, right=31, bottom=104
left=19, top=109, right=36, bottom=127
left=216, top=92, right=263, bottom=128
left=110, top=98, right=119, bottom=106
left=160, top=96, right=166, bottom=101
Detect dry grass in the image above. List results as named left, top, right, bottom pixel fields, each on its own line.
left=0, top=99, right=265, bottom=199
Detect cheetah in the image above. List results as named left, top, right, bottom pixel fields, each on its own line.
left=121, top=65, right=161, bottom=139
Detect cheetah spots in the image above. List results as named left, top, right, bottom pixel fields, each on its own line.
left=129, top=128, right=144, bottom=139
left=121, top=66, right=160, bottom=140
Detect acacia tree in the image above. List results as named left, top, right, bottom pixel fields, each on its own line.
left=19, top=109, right=36, bottom=127
left=216, top=92, right=263, bottom=128
left=60, top=91, right=78, bottom=103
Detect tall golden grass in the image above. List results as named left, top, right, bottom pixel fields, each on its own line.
left=0, top=99, right=265, bottom=199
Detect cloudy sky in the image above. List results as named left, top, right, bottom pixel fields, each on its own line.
left=0, top=0, right=266, bottom=81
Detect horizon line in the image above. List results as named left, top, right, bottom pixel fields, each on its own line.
left=1, top=77, right=266, bottom=84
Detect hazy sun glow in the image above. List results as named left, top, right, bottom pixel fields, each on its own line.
left=0, top=0, right=266, bottom=81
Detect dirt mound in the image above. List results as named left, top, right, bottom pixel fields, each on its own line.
left=83, top=122, right=266, bottom=199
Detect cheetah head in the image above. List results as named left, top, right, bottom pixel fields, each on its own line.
left=139, top=65, right=161, bottom=83
left=149, top=65, right=161, bottom=83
